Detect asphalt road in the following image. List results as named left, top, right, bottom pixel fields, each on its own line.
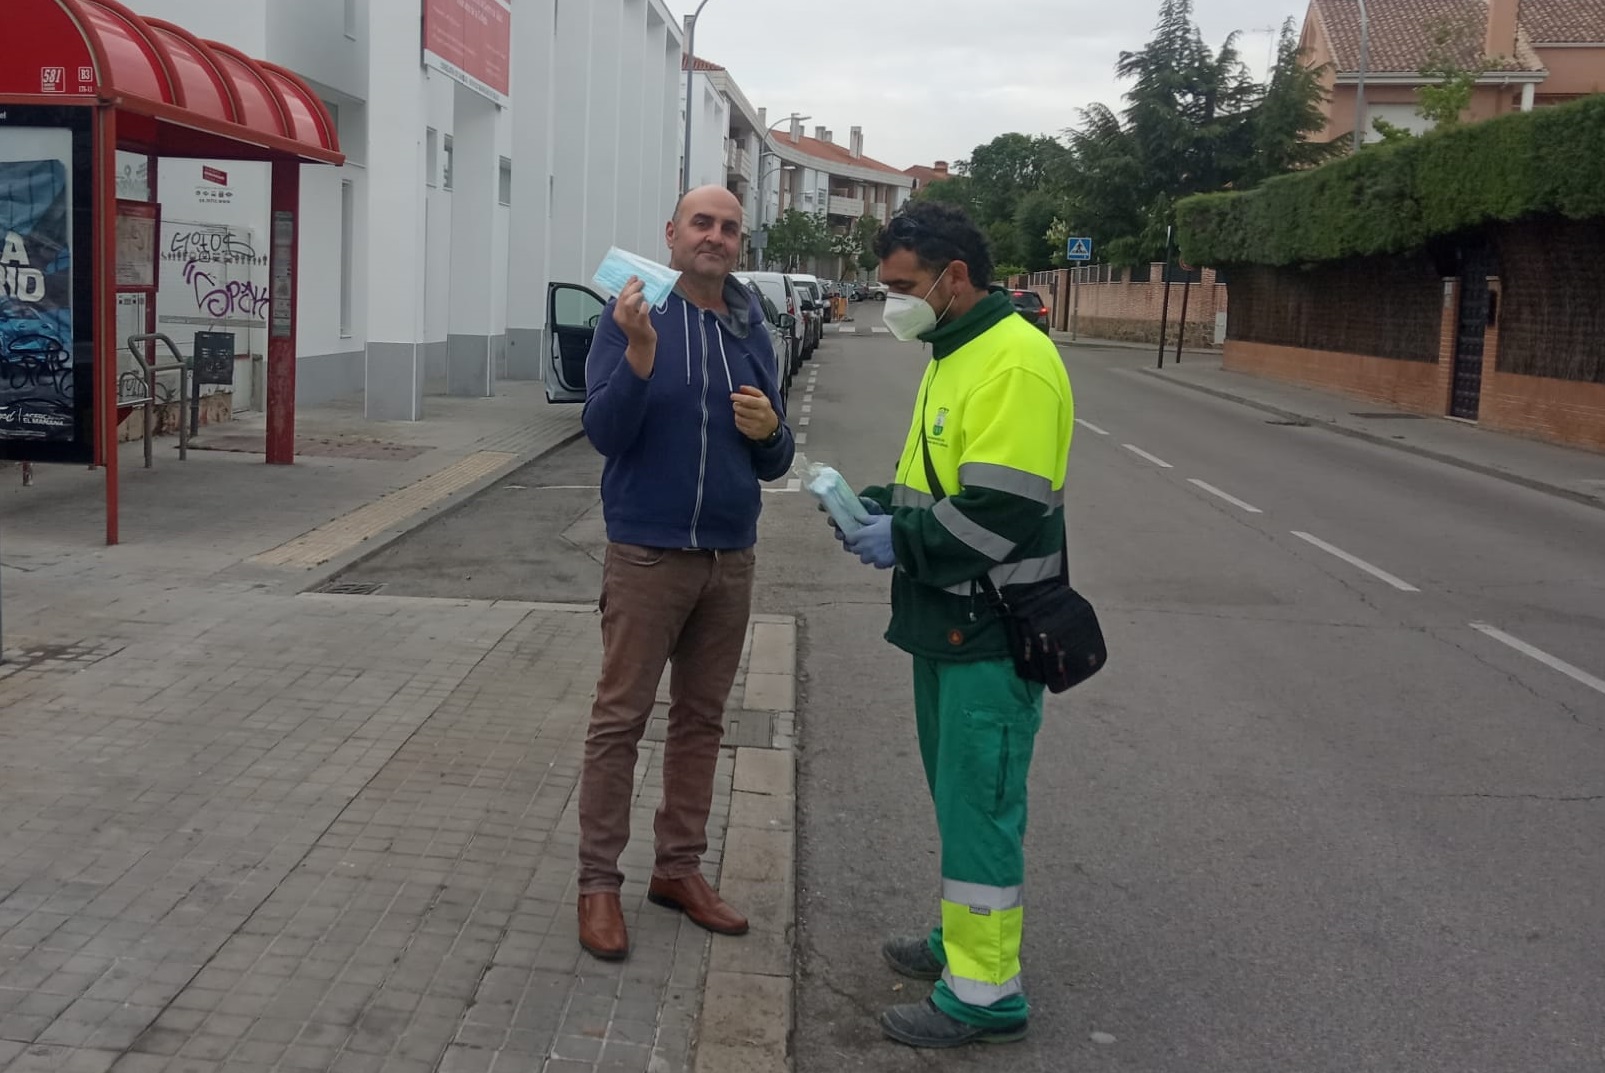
left=327, top=324, right=1605, bottom=1072
left=785, top=329, right=1605, bottom=1073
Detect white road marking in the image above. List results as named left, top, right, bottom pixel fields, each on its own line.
left=1075, top=419, right=1109, bottom=436
left=871, top=327, right=890, bottom=334
left=795, top=433, right=808, bottom=446
left=1122, top=444, right=1173, bottom=469
left=799, top=416, right=811, bottom=427
left=1470, top=623, right=1605, bottom=697
left=763, top=479, right=802, bottom=494
left=801, top=404, right=813, bottom=414
left=1188, top=479, right=1263, bottom=514
left=1291, top=531, right=1420, bottom=592
left=532, top=485, right=601, bottom=491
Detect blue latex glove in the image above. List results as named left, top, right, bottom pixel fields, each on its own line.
left=844, top=514, right=895, bottom=569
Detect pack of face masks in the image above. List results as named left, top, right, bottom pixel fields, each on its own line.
left=794, top=454, right=872, bottom=537
left=593, top=247, right=682, bottom=310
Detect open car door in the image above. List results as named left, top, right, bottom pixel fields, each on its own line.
left=546, top=282, right=607, bottom=403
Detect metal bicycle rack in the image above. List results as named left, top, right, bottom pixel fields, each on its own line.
left=122, top=334, right=191, bottom=467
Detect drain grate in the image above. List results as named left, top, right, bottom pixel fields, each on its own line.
left=1351, top=412, right=1423, bottom=420
left=313, top=580, right=386, bottom=596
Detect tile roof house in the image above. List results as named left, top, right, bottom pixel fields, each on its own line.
left=904, top=161, right=954, bottom=192
left=1300, top=0, right=1605, bottom=142
left=764, top=114, right=913, bottom=231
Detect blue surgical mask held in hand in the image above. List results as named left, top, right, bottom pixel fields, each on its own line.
left=794, top=454, right=872, bottom=537
left=593, top=247, right=683, bottom=311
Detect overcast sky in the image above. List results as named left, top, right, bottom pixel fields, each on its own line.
left=686, top=0, right=1307, bottom=171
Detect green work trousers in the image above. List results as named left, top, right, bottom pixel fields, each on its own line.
left=913, top=655, right=1043, bottom=1028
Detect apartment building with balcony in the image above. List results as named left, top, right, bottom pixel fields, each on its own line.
left=765, top=117, right=914, bottom=276
left=681, top=57, right=767, bottom=263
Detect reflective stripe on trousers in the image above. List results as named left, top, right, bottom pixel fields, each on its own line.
left=940, top=879, right=1026, bottom=1006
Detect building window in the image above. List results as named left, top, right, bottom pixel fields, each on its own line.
left=499, top=157, right=513, bottom=206
left=339, top=181, right=355, bottom=338
left=426, top=128, right=438, bottom=188
left=443, top=134, right=454, bottom=191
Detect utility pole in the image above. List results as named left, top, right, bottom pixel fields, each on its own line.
left=681, top=0, right=713, bottom=194
left=1353, top=0, right=1371, bottom=153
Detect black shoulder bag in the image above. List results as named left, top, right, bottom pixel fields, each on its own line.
left=921, top=428, right=1107, bottom=693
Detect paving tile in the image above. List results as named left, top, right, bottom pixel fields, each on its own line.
left=0, top=514, right=790, bottom=1073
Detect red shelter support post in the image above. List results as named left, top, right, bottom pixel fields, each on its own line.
left=266, top=159, right=299, bottom=465
left=97, top=107, right=120, bottom=545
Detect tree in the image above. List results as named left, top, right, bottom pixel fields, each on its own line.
left=853, top=214, right=882, bottom=275
left=1014, top=190, right=1064, bottom=272
left=911, top=174, right=983, bottom=218
left=1416, top=17, right=1492, bottom=129
left=1241, top=18, right=1340, bottom=183
left=1057, top=0, right=1329, bottom=265
left=763, top=209, right=830, bottom=269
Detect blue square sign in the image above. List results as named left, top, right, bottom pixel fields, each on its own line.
left=1067, top=237, right=1093, bottom=262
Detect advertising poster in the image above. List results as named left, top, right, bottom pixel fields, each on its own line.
left=0, top=135, right=74, bottom=446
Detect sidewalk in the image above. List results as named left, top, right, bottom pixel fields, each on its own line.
left=1059, top=340, right=1605, bottom=509
left=0, top=388, right=800, bottom=1073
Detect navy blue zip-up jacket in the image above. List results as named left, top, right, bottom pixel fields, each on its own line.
left=583, top=277, right=795, bottom=550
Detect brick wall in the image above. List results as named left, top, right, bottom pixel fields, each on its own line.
left=1224, top=275, right=1605, bottom=453
left=1224, top=341, right=1446, bottom=413
left=1009, top=267, right=1228, bottom=347
left=1479, top=281, right=1605, bottom=450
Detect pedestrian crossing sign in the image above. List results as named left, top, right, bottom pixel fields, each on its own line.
left=1067, top=237, right=1093, bottom=262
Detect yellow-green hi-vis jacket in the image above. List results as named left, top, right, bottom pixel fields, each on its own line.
left=862, top=290, right=1075, bottom=661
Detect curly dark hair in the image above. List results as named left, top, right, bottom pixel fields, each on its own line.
left=872, top=200, right=994, bottom=289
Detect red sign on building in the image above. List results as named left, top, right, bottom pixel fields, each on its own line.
left=422, top=0, right=512, bottom=108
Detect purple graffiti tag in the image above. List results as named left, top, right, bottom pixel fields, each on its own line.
left=184, top=261, right=269, bottom=321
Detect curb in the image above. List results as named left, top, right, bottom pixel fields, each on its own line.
left=694, top=615, right=798, bottom=1073
left=1054, top=334, right=1221, bottom=360
left=246, top=423, right=587, bottom=595
left=1138, top=367, right=1605, bottom=514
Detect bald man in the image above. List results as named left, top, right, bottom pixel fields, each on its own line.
left=576, top=186, right=795, bottom=960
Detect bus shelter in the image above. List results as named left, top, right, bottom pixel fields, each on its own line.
left=1, top=0, right=343, bottom=544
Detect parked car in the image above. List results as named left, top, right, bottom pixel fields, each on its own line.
left=743, top=282, right=797, bottom=408
left=540, top=279, right=797, bottom=405
left=788, top=274, right=825, bottom=355
left=737, top=271, right=805, bottom=374
left=1007, top=287, right=1051, bottom=333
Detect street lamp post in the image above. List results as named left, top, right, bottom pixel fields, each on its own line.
left=1352, top=0, right=1370, bottom=154
left=754, top=155, right=794, bottom=269
left=681, top=0, right=713, bottom=193
left=757, top=113, right=807, bottom=247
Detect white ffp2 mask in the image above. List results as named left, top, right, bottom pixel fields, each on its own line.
left=593, top=247, right=682, bottom=310
left=880, top=264, right=952, bottom=342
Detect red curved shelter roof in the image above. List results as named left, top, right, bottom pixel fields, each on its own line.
left=0, top=0, right=343, bottom=165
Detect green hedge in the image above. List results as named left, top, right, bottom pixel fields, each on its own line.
left=1177, top=94, right=1605, bottom=267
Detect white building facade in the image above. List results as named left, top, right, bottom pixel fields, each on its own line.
left=680, top=59, right=769, bottom=266
left=117, top=0, right=685, bottom=420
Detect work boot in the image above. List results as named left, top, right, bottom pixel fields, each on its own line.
left=578, top=893, right=628, bottom=961
left=880, top=998, right=1029, bottom=1049
left=881, top=934, right=944, bottom=982
left=646, top=874, right=749, bottom=935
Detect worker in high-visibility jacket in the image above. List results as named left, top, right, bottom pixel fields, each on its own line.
left=835, top=200, right=1073, bottom=1049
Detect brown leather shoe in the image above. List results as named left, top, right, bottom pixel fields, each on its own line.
left=578, top=893, right=629, bottom=960
left=647, top=874, right=749, bottom=935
